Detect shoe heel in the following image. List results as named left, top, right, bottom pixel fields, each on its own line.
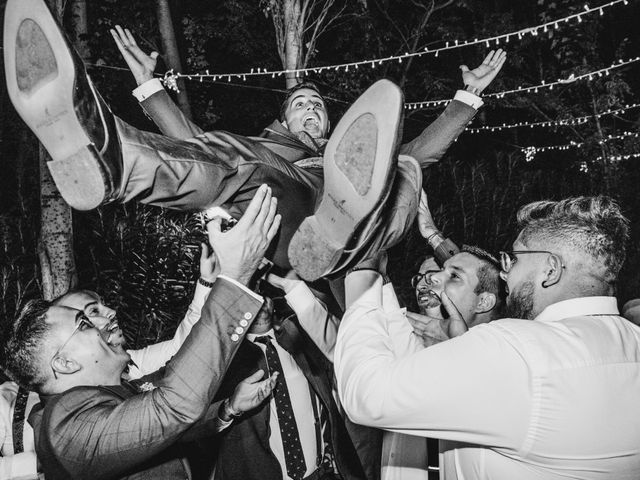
left=47, top=144, right=106, bottom=210
left=288, top=217, right=343, bottom=281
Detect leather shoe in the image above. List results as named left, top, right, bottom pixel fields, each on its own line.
left=288, top=79, right=404, bottom=281
left=4, top=0, right=122, bottom=210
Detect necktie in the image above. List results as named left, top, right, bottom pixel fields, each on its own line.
left=255, top=335, right=307, bottom=480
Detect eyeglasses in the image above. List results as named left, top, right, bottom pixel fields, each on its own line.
left=411, top=270, right=439, bottom=289
left=499, top=250, right=564, bottom=273
left=50, top=313, right=115, bottom=379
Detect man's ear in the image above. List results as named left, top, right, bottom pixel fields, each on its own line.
left=475, top=292, right=497, bottom=314
left=51, top=355, right=81, bottom=377
left=541, top=254, right=563, bottom=288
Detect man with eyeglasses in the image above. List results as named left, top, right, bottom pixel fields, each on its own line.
left=0, top=239, right=272, bottom=480
left=2, top=186, right=281, bottom=480
left=336, top=195, right=640, bottom=479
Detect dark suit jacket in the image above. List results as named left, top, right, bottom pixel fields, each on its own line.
left=206, top=311, right=367, bottom=480
left=28, top=279, right=263, bottom=480
left=139, top=87, right=477, bottom=170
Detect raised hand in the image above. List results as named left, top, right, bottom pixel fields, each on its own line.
left=207, top=185, right=281, bottom=285
left=460, top=49, right=507, bottom=95
left=228, top=369, right=279, bottom=414
left=417, top=189, right=438, bottom=240
left=110, top=25, right=158, bottom=86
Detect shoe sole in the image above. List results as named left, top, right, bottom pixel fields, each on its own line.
left=288, top=79, right=403, bottom=281
left=4, top=0, right=106, bottom=210
left=327, top=154, right=422, bottom=277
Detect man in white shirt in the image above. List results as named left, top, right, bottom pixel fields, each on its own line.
left=336, top=195, right=640, bottom=480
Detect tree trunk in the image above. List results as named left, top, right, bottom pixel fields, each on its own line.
left=69, top=0, right=90, bottom=62
left=156, top=0, right=192, bottom=118
left=38, top=0, right=78, bottom=300
left=283, top=0, right=304, bottom=88
left=39, top=149, right=77, bottom=300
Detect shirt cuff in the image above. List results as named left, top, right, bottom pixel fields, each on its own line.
left=132, top=78, right=164, bottom=102
left=453, top=89, right=484, bottom=109
left=217, top=275, right=263, bottom=302
left=284, top=281, right=315, bottom=311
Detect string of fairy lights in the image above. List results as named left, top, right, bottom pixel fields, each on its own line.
left=404, top=56, right=640, bottom=109
left=522, top=131, right=640, bottom=161
left=162, top=0, right=632, bottom=83
left=467, top=102, right=640, bottom=133
left=158, top=0, right=640, bottom=162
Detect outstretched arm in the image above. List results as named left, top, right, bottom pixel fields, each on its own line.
left=417, top=190, right=460, bottom=265
left=400, top=50, right=507, bottom=168
left=111, top=25, right=204, bottom=139
left=267, top=271, right=340, bottom=361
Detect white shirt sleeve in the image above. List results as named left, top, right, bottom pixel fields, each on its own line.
left=453, top=89, right=484, bottom=109
left=335, top=273, right=531, bottom=449
left=380, top=283, right=424, bottom=357
left=285, top=281, right=340, bottom=362
left=132, top=78, right=165, bottom=102
left=0, top=383, right=39, bottom=480
left=127, top=282, right=211, bottom=378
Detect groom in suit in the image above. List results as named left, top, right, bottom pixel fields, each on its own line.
left=3, top=0, right=505, bottom=283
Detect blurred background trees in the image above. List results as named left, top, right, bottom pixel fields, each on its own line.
left=1, top=0, right=639, bottom=354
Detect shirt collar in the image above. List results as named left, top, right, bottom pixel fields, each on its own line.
left=248, top=328, right=276, bottom=343
left=534, top=296, right=619, bottom=323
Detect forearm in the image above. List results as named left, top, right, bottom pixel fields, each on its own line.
left=286, top=282, right=339, bottom=362
left=135, top=80, right=204, bottom=140
left=399, top=97, right=477, bottom=169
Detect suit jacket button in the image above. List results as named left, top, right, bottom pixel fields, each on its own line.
left=231, top=333, right=239, bottom=342
left=235, top=326, right=244, bottom=335
left=244, top=312, right=253, bottom=320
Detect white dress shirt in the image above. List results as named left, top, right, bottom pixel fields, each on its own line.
left=336, top=273, right=640, bottom=480
left=248, top=329, right=319, bottom=480
left=286, top=279, right=432, bottom=480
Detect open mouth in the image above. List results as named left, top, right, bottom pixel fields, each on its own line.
left=418, top=290, right=442, bottom=309
left=303, top=114, right=319, bottom=128
left=103, top=321, right=125, bottom=349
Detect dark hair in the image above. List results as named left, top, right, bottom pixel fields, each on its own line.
left=516, top=196, right=629, bottom=284
left=279, top=81, right=327, bottom=121
left=461, top=245, right=506, bottom=316
left=4, top=299, right=54, bottom=390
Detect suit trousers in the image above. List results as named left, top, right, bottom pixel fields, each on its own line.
left=113, top=116, right=419, bottom=272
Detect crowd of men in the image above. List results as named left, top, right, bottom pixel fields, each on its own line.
left=2, top=0, right=640, bottom=479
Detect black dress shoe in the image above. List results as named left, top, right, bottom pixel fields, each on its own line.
left=4, top=0, right=122, bottom=210
left=288, top=79, right=404, bottom=281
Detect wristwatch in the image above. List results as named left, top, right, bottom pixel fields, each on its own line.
left=219, top=398, right=243, bottom=422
